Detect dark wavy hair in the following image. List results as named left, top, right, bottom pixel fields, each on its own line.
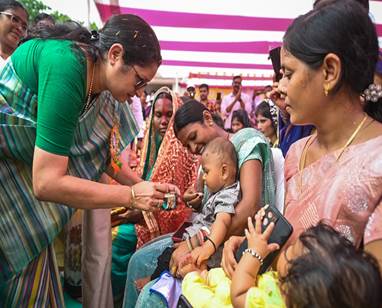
left=173, top=99, right=208, bottom=136
left=154, top=92, right=173, bottom=107
left=283, top=0, right=381, bottom=122
left=255, top=101, right=277, bottom=132
left=199, top=83, right=209, bottom=91
left=33, top=12, right=54, bottom=24
left=27, top=14, right=161, bottom=66
left=0, top=0, right=27, bottom=14
left=313, top=0, right=369, bottom=11
left=231, top=109, right=251, bottom=129
left=280, top=223, right=382, bottom=308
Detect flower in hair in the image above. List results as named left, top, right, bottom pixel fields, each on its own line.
left=269, top=103, right=278, bottom=127
left=363, top=83, right=382, bottom=103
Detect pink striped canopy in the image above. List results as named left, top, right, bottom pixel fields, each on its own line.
left=94, top=0, right=382, bottom=88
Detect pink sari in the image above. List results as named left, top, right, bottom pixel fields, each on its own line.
left=284, top=135, right=382, bottom=248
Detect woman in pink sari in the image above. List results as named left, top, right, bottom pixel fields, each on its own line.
left=221, top=0, right=382, bottom=278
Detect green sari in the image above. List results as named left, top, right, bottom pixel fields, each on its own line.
left=0, top=59, right=136, bottom=306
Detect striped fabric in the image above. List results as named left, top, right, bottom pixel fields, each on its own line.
left=0, top=245, right=65, bottom=307
left=94, top=0, right=382, bottom=88
left=0, top=60, right=138, bottom=303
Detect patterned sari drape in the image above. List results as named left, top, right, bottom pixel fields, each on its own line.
left=284, top=135, right=382, bottom=248
left=135, top=87, right=199, bottom=247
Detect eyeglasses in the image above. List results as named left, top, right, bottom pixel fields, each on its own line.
left=0, top=11, right=28, bottom=34
left=131, top=65, right=147, bottom=90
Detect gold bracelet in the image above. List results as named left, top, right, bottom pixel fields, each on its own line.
left=130, top=187, right=136, bottom=209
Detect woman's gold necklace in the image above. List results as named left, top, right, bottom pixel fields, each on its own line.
left=298, top=114, right=368, bottom=192
left=82, top=62, right=96, bottom=114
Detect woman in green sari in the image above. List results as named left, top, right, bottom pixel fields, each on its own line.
left=111, top=87, right=199, bottom=301
left=0, top=14, right=183, bottom=307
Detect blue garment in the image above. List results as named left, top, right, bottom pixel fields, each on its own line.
left=148, top=272, right=182, bottom=308
left=123, top=235, right=173, bottom=308
left=136, top=279, right=167, bottom=308
left=278, top=115, right=314, bottom=157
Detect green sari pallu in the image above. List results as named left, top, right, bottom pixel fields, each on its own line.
left=0, top=60, right=137, bottom=306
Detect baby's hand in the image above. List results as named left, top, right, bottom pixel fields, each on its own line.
left=176, top=253, right=199, bottom=278
left=183, top=186, right=203, bottom=209
left=191, top=246, right=212, bottom=267
left=245, top=213, right=280, bottom=260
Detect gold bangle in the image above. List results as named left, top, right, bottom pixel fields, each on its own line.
left=130, top=187, right=136, bottom=209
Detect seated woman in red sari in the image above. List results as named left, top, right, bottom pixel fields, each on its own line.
left=222, top=0, right=382, bottom=279
left=111, top=87, right=199, bottom=300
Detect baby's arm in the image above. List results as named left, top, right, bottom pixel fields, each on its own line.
left=192, top=212, right=232, bottom=266
left=231, top=215, right=279, bottom=307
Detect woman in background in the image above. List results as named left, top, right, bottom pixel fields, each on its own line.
left=0, top=0, right=27, bottom=65
left=255, top=101, right=278, bottom=147
left=231, top=109, right=251, bottom=133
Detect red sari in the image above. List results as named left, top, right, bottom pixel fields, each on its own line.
left=135, top=87, right=199, bottom=247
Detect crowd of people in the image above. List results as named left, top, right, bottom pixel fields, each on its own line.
left=0, top=0, right=381, bottom=307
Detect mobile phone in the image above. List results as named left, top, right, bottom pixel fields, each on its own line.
left=235, top=205, right=293, bottom=274
left=269, top=47, right=282, bottom=82
left=216, top=92, right=222, bottom=101
left=177, top=294, right=193, bottom=308
left=162, top=193, right=177, bottom=210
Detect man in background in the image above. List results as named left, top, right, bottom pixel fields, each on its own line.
left=199, top=83, right=219, bottom=113
left=221, top=75, right=252, bottom=131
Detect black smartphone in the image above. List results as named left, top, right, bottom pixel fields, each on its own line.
left=269, top=47, right=282, bottom=82
left=235, top=205, right=293, bottom=274
left=216, top=92, right=222, bottom=101
left=177, top=294, right=193, bottom=308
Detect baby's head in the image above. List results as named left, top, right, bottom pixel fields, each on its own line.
left=201, top=137, right=237, bottom=193
left=278, top=223, right=382, bottom=308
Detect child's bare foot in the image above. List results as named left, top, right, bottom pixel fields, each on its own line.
left=135, top=276, right=151, bottom=290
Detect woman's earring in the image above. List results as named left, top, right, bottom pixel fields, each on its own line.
left=324, top=84, right=329, bottom=96
left=323, top=70, right=329, bottom=96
